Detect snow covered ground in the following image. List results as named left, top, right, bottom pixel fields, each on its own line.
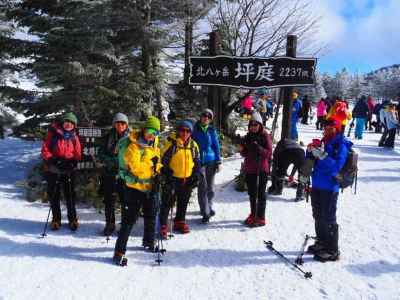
left=0, top=124, right=399, bottom=300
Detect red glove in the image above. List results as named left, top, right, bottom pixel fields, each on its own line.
left=311, top=139, right=321, bottom=147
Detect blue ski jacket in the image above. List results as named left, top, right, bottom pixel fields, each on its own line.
left=192, top=122, right=221, bottom=166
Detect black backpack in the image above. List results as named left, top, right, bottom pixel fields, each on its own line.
left=334, top=146, right=358, bottom=192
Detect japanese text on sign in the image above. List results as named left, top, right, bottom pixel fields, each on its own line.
left=189, top=55, right=317, bottom=89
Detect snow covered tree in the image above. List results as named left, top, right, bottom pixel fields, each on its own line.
left=3, top=0, right=189, bottom=133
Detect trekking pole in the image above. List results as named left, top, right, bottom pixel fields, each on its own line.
left=253, top=152, right=261, bottom=224
left=151, top=157, right=166, bottom=265
left=264, top=241, right=312, bottom=279
left=295, top=234, right=315, bottom=265
left=40, top=175, right=60, bottom=238
left=168, top=192, right=175, bottom=239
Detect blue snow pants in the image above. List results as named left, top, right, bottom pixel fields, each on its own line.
left=355, top=118, right=366, bottom=139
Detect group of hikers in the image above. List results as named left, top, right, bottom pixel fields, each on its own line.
left=314, top=95, right=400, bottom=148
left=40, top=89, right=363, bottom=266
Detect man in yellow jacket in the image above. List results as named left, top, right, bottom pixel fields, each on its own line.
left=159, top=119, right=201, bottom=238
left=113, top=116, right=161, bottom=266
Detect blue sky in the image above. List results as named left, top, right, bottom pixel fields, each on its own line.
left=315, top=0, right=400, bottom=74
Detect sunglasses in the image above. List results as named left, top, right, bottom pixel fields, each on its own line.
left=201, top=113, right=212, bottom=119
left=249, top=122, right=259, bottom=127
left=178, top=127, right=191, bottom=133
left=144, top=128, right=159, bottom=136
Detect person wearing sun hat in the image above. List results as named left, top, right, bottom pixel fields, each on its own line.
left=113, top=115, right=162, bottom=265
left=192, top=109, right=221, bottom=224
left=41, top=112, right=82, bottom=232
left=159, top=119, right=201, bottom=237
left=98, top=112, right=131, bottom=236
left=239, top=111, right=273, bottom=227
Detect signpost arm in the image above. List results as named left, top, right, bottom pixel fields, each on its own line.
left=280, top=35, right=297, bottom=141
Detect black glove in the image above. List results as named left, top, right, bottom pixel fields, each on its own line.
left=56, top=158, right=77, bottom=171
left=248, top=141, right=261, bottom=154
left=186, top=174, right=199, bottom=188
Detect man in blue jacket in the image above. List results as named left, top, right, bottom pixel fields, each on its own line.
left=291, top=92, right=302, bottom=140
left=192, top=109, right=221, bottom=223
left=306, top=118, right=351, bottom=262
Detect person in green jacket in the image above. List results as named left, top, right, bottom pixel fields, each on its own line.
left=98, top=113, right=130, bottom=236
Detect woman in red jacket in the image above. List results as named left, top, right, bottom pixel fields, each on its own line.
left=239, top=112, right=273, bottom=227
left=41, top=112, right=82, bottom=231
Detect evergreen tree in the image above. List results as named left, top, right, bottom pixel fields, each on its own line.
left=3, top=0, right=188, bottom=133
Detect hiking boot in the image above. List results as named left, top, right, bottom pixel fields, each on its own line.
left=210, top=209, right=216, bottom=217
left=113, top=251, right=128, bottom=266
left=244, top=214, right=255, bottom=227
left=201, top=215, right=210, bottom=224
left=160, top=225, right=168, bottom=239
left=142, top=240, right=155, bottom=252
left=173, top=221, right=190, bottom=234
left=50, top=219, right=61, bottom=231
left=307, top=241, right=325, bottom=254
left=68, top=219, right=79, bottom=231
left=252, top=217, right=266, bottom=227
left=313, top=249, right=340, bottom=262
left=103, top=223, right=115, bottom=236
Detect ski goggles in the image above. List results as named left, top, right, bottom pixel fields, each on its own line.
left=144, top=128, right=159, bottom=136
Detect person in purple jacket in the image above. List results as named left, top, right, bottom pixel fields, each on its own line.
left=239, top=112, right=273, bottom=227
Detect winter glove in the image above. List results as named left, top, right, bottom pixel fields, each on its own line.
left=248, top=141, right=262, bottom=154
left=186, top=174, right=199, bottom=189
left=310, top=147, right=328, bottom=160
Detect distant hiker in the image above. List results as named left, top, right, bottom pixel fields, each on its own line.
left=306, top=118, right=351, bottom=262
left=366, top=96, right=375, bottom=130
left=379, top=103, right=398, bottom=148
left=41, top=112, right=82, bottom=231
left=378, top=101, right=391, bottom=146
left=316, top=98, right=327, bottom=130
left=254, top=88, right=268, bottom=125
left=113, top=116, right=161, bottom=264
left=268, top=138, right=307, bottom=201
left=98, top=113, right=130, bottom=236
left=291, top=92, right=302, bottom=140
left=192, top=109, right=221, bottom=224
left=352, top=95, right=369, bottom=140
left=239, top=112, right=273, bottom=227
left=240, top=91, right=254, bottom=120
left=159, top=119, right=201, bottom=238
left=301, top=95, right=312, bottom=125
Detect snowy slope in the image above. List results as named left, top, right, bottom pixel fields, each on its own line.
left=0, top=125, right=399, bottom=300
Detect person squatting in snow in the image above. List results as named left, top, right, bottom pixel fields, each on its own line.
left=239, top=112, right=273, bottom=227
left=159, top=119, right=201, bottom=239
left=192, top=109, right=222, bottom=224
left=306, top=118, right=352, bottom=262
left=41, top=112, right=82, bottom=231
left=97, top=113, right=130, bottom=236
left=268, top=138, right=308, bottom=202
left=113, top=116, right=162, bottom=263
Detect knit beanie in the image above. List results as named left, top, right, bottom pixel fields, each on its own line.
left=112, top=112, right=129, bottom=125
left=177, top=119, right=194, bottom=132
left=250, top=111, right=263, bottom=125
left=63, top=112, right=78, bottom=125
left=144, top=116, right=160, bottom=131
left=201, top=108, right=214, bottom=120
